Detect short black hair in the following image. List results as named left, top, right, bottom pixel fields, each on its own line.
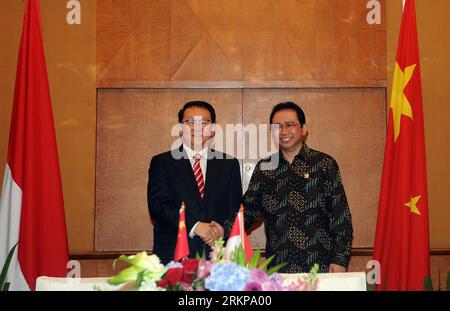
left=269, top=102, right=306, bottom=126
left=178, top=101, right=216, bottom=123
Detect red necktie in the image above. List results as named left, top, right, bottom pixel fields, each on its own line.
left=193, top=154, right=205, bottom=199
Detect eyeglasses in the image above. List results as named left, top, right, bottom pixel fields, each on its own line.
left=183, top=119, right=212, bottom=126
left=272, top=122, right=301, bottom=131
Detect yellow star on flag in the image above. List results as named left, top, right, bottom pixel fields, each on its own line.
left=390, top=63, right=416, bottom=141
left=179, top=220, right=185, bottom=229
left=405, top=195, right=421, bottom=215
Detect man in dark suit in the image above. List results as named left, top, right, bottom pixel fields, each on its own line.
left=148, top=101, right=242, bottom=264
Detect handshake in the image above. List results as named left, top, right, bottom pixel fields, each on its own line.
left=194, top=221, right=224, bottom=246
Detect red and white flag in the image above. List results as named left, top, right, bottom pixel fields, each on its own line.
left=173, top=202, right=189, bottom=262
left=225, top=205, right=254, bottom=262
left=0, top=0, right=69, bottom=291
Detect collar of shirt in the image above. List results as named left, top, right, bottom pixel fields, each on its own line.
left=183, top=143, right=208, bottom=175
left=278, top=143, right=310, bottom=165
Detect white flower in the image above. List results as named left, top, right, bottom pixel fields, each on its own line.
left=108, top=252, right=166, bottom=285
left=138, top=280, right=167, bottom=291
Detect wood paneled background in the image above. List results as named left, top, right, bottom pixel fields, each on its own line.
left=96, top=88, right=385, bottom=251
left=0, top=0, right=449, bottom=289
left=96, top=0, right=385, bottom=87
left=95, top=0, right=387, bottom=252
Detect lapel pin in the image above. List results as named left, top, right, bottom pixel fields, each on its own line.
left=304, top=173, right=309, bottom=179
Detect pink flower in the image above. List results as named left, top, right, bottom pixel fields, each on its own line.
left=260, top=279, right=283, bottom=291
left=249, top=269, right=270, bottom=282
left=244, top=281, right=262, bottom=291
left=194, top=258, right=213, bottom=281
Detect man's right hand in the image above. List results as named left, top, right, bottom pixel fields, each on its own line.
left=194, top=221, right=224, bottom=246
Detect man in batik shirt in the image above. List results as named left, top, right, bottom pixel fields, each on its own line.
left=230, top=102, right=353, bottom=273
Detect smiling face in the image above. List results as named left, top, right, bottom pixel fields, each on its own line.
left=180, top=106, right=215, bottom=149
left=271, top=109, right=308, bottom=154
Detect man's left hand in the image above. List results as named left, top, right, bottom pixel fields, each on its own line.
left=329, top=264, right=347, bottom=273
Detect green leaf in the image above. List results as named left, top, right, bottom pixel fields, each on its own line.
left=258, top=255, right=275, bottom=271
left=2, top=283, right=10, bottom=291
left=267, top=263, right=286, bottom=276
left=308, top=264, right=319, bottom=286
left=248, top=249, right=261, bottom=269
left=136, top=270, right=145, bottom=288
left=234, top=246, right=242, bottom=266
left=231, top=245, right=248, bottom=267
left=0, top=242, right=18, bottom=292
left=107, top=266, right=140, bottom=286
left=423, top=276, right=434, bottom=291
left=238, top=248, right=246, bottom=266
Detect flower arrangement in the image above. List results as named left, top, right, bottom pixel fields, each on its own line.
left=108, top=239, right=319, bottom=291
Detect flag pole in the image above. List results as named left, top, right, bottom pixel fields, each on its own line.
left=239, top=204, right=245, bottom=252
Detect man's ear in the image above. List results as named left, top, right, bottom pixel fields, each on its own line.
left=301, top=123, right=309, bottom=136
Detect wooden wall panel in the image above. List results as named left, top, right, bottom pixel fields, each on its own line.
left=96, top=88, right=385, bottom=251
left=97, top=0, right=386, bottom=87
left=95, top=89, right=243, bottom=251
left=243, top=89, right=386, bottom=248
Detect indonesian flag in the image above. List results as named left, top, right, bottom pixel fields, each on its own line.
left=173, top=202, right=189, bottom=261
left=0, top=0, right=69, bottom=291
left=225, top=205, right=254, bottom=262
left=373, top=0, right=430, bottom=290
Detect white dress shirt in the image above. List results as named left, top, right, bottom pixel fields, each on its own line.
left=183, top=144, right=208, bottom=238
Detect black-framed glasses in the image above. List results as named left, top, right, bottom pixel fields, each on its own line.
left=182, top=119, right=212, bottom=126
left=272, top=122, right=301, bottom=131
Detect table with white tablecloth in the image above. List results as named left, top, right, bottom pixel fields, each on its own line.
left=36, top=272, right=367, bottom=291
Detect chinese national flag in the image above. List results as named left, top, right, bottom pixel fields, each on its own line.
left=173, top=202, right=189, bottom=262
left=0, top=0, right=69, bottom=290
left=373, top=0, right=430, bottom=291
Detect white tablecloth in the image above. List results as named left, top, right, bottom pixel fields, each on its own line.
left=280, top=272, right=367, bottom=291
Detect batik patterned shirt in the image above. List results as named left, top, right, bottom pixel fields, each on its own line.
left=234, top=144, right=353, bottom=273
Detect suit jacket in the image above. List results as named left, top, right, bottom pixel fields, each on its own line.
left=147, top=146, right=242, bottom=264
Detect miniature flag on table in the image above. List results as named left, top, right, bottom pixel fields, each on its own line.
left=372, top=0, right=430, bottom=291
left=225, top=205, right=254, bottom=262
left=0, top=0, right=69, bottom=291
left=173, top=202, right=189, bottom=262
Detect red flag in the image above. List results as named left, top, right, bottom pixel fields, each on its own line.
left=173, top=202, right=189, bottom=261
left=373, top=0, right=430, bottom=291
left=225, top=205, right=254, bottom=262
left=0, top=0, right=69, bottom=290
